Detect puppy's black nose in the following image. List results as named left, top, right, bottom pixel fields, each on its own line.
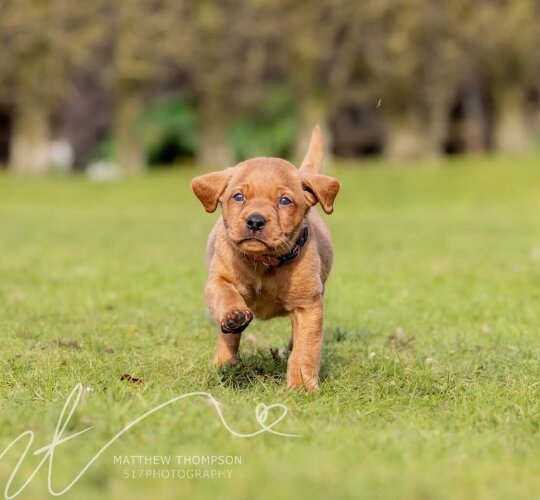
left=246, top=214, right=266, bottom=232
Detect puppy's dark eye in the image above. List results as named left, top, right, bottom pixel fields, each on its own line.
left=279, top=196, right=292, bottom=206
left=233, top=193, right=245, bottom=202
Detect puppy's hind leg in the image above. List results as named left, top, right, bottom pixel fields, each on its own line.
left=287, top=301, right=323, bottom=391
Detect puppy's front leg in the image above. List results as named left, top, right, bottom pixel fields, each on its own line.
left=205, top=277, right=253, bottom=366
left=287, top=301, right=323, bottom=391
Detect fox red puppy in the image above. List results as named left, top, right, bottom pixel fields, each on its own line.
left=191, top=127, right=340, bottom=391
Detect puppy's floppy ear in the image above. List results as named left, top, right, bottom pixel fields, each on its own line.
left=191, top=168, right=234, bottom=213
left=301, top=172, right=341, bottom=214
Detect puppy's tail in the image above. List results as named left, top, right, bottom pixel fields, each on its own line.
left=299, top=125, right=324, bottom=174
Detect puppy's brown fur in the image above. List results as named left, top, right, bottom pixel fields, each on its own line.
left=192, top=126, right=340, bottom=391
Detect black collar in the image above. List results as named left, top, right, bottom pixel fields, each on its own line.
left=250, top=226, right=309, bottom=268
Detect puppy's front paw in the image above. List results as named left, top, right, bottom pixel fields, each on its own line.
left=213, top=352, right=239, bottom=366
left=220, top=308, right=253, bottom=334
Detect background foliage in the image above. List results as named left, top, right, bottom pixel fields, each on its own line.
left=0, top=0, right=539, bottom=172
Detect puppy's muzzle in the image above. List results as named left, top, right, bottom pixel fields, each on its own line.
left=245, top=213, right=266, bottom=233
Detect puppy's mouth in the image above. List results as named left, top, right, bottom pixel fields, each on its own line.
left=234, top=235, right=275, bottom=254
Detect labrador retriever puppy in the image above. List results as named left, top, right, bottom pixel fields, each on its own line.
left=191, top=126, right=340, bottom=391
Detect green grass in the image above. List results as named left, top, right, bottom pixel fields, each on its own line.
left=1, top=155, right=540, bottom=500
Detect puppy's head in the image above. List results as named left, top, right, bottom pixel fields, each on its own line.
left=191, top=127, right=340, bottom=256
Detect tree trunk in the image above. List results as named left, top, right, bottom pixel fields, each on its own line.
left=384, top=111, right=424, bottom=163
left=9, top=101, right=51, bottom=174
left=293, top=94, right=332, bottom=165
left=196, top=94, right=234, bottom=168
left=460, top=73, right=490, bottom=153
left=423, top=100, right=449, bottom=161
left=494, top=86, right=530, bottom=155
left=531, top=86, right=540, bottom=147
left=115, top=85, right=145, bottom=173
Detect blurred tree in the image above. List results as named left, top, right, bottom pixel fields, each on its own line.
left=0, top=0, right=103, bottom=173
left=278, top=0, right=365, bottom=162
left=185, top=0, right=237, bottom=167
left=2, top=0, right=540, bottom=168
left=483, top=0, right=539, bottom=154
left=443, top=1, right=492, bottom=153
left=166, top=0, right=272, bottom=167
left=107, top=0, right=180, bottom=172
left=449, top=0, right=540, bottom=155
left=366, top=0, right=462, bottom=161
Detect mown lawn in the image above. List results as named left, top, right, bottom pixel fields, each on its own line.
left=1, top=155, right=540, bottom=500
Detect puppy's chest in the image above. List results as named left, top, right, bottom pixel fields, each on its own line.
left=236, top=273, right=288, bottom=319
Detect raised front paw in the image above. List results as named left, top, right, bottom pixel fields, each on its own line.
left=220, top=308, right=253, bottom=334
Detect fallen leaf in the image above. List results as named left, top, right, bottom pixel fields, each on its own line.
left=120, top=374, right=143, bottom=385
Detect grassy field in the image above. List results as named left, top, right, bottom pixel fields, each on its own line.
left=1, top=155, right=540, bottom=500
